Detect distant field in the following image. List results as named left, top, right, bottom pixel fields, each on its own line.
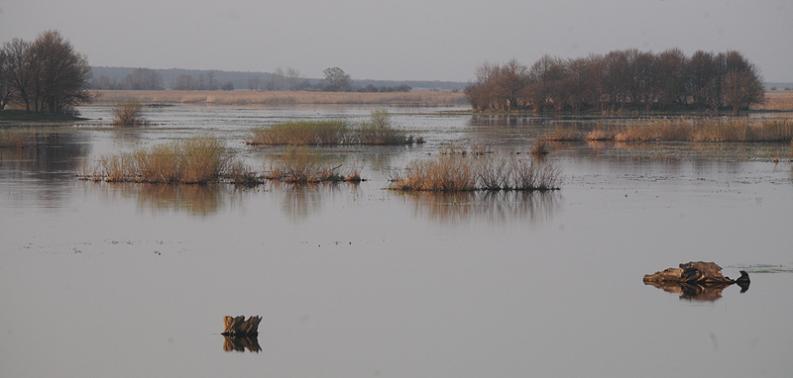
left=91, top=90, right=468, bottom=107
left=753, top=91, right=793, bottom=111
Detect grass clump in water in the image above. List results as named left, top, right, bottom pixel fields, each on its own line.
left=247, top=111, right=422, bottom=146
left=265, top=147, right=364, bottom=183
left=112, top=101, right=147, bottom=127
left=87, top=136, right=234, bottom=184
left=390, top=154, right=560, bottom=192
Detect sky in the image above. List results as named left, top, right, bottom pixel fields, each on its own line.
left=1, top=0, right=791, bottom=82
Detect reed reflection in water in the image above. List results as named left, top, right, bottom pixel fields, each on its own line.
left=644, top=281, right=749, bottom=302
left=397, top=190, right=560, bottom=224
left=222, top=336, right=261, bottom=353
left=95, top=183, right=228, bottom=216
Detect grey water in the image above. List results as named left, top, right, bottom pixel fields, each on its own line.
left=1, top=105, right=792, bottom=378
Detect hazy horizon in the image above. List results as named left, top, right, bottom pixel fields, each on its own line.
left=1, top=0, right=791, bottom=82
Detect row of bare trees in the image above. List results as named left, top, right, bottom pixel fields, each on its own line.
left=466, top=49, right=764, bottom=114
left=0, top=31, right=91, bottom=113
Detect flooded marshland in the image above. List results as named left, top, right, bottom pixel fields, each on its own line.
left=2, top=105, right=793, bottom=377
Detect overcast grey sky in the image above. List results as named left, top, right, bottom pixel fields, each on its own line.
left=1, top=0, right=791, bottom=82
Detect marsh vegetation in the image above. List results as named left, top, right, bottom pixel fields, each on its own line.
left=389, top=153, right=561, bottom=192
left=111, top=101, right=146, bottom=127
left=247, top=111, right=423, bottom=146
left=541, top=118, right=793, bottom=144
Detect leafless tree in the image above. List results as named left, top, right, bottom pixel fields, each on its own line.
left=322, top=67, right=351, bottom=91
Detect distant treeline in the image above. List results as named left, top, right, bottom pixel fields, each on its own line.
left=0, top=31, right=90, bottom=113
left=465, top=49, right=765, bottom=114
left=90, top=66, right=466, bottom=92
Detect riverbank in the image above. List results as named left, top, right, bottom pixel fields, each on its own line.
left=90, top=89, right=468, bottom=107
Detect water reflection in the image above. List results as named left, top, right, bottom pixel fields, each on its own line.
left=398, top=191, right=559, bottom=224
left=222, top=336, right=261, bottom=353
left=96, top=183, right=227, bottom=216
left=274, top=182, right=360, bottom=222
left=643, top=281, right=746, bottom=302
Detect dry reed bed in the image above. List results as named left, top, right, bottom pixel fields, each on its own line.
left=112, top=102, right=147, bottom=127
left=390, top=154, right=561, bottom=192
left=81, top=138, right=364, bottom=186
left=752, top=91, right=793, bottom=111
left=91, top=90, right=467, bottom=106
left=247, top=111, right=422, bottom=146
left=264, top=147, right=362, bottom=183
left=542, top=119, right=793, bottom=144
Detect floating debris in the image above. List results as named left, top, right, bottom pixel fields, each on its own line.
left=643, top=261, right=750, bottom=301
left=222, top=315, right=262, bottom=337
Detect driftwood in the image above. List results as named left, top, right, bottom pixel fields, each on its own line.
left=222, top=315, right=262, bottom=337
left=223, top=336, right=261, bottom=353
left=643, top=262, right=750, bottom=300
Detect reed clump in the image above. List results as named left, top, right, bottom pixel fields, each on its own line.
left=390, top=154, right=561, bottom=192
left=112, top=101, right=146, bottom=127
left=247, top=111, right=422, bottom=146
left=87, top=136, right=233, bottom=183
left=265, top=147, right=363, bottom=183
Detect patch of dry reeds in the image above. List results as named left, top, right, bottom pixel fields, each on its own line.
left=87, top=136, right=233, bottom=183
left=112, top=102, right=146, bottom=127
left=90, top=90, right=467, bottom=107
left=390, top=154, right=561, bottom=192
left=265, top=147, right=363, bottom=183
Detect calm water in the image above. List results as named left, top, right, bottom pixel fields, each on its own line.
left=1, top=105, right=792, bottom=378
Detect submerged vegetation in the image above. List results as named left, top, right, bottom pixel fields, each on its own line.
left=247, top=111, right=423, bottom=146
left=466, top=49, right=764, bottom=114
left=0, top=129, right=35, bottom=148
left=389, top=154, right=561, bottom=192
left=541, top=119, right=793, bottom=144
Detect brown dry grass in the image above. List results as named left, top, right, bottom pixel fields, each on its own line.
left=390, top=154, right=561, bottom=192
left=265, top=147, right=363, bottom=183
left=752, top=91, right=793, bottom=111
left=92, top=89, right=467, bottom=106
left=87, top=136, right=233, bottom=184
left=112, top=102, right=146, bottom=127
left=540, top=118, right=793, bottom=144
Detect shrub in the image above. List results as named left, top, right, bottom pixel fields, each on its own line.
left=112, top=102, right=146, bottom=127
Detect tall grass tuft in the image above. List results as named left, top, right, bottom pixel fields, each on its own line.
left=89, top=136, right=232, bottom=183
left=112, top=102, right=146, bottom=127
left=390, top=154, right=561, bottom=192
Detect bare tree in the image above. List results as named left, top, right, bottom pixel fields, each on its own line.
left=0, top=31, right=91, bottom=113
left=322, top=67, right=351, bottom=91
left=0, top=47, right=11, bottom=110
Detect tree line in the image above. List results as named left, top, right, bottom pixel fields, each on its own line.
left=0, top=31, right=91, bottom=113
left=465, top=49, right=764, bottom=114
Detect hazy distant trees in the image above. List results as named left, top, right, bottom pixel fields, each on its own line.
left=124, top=68, right=163, bottom=90
left=0, top=31, right=91, bottom=113
left=466, top=49, right=764, bottom=114
left=322, top=67, right=351, bottom=91
left=0, top=47, right=11, bottom=110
